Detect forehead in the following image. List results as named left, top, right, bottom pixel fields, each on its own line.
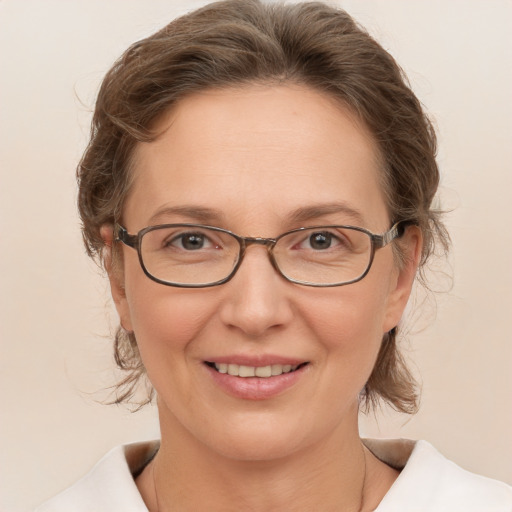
left=125, top=84, right=388, bottom=232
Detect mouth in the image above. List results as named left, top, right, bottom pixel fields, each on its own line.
left=205, top=361, right=309, bottom=378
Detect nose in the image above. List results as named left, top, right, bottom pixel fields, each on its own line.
left=218, top=245, right=294, bottom=338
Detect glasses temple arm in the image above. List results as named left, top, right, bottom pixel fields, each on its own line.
left=114, top=224, right=138, bottom=248
left=373, top=221, right=412, bottom=248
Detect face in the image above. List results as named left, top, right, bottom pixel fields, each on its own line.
left=106, top=85, right=419, bottom=461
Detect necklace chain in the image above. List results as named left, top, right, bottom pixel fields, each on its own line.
left=152, top=443, right=367, bottom=512
left=358, top=444, right=367, bottom=512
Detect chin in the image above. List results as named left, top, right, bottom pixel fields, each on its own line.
left=201, top=403, right=352, bottom=464
left=205, top=425, right=308, bottom=463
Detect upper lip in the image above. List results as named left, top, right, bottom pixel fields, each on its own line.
left=204, top=354, right=308, bottom=367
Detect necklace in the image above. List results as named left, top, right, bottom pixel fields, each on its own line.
left=151, top=458, right=161, bottom=512
left=358, top=443, right=367, bottom=512
left=152, top=443, right=367, bottom=512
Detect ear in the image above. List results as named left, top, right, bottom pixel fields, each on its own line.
left=382, top=225, right=423, bottom=333
left=100, top=225, right=133, bottom=332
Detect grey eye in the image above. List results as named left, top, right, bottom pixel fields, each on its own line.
left=175, top=233, right=207, bottom=250
left=309, top=232, right=333, bottom=250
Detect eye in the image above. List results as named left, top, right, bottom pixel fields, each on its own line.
left=308, top=231, right=334, bottom=250
left=282, top=228, right=358, bottom=255
left=297, top=231, right=347, bottom=251
left=169, top=232, right=214, bottom=251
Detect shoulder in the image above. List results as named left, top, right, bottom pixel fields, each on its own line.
left=365, top=439, right=512, bottom=512
left=34, top=442, right=158, bottom=512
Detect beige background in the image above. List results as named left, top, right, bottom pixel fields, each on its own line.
left=1, top=1, right=511, bottom=510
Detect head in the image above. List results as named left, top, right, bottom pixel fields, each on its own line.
left=78, top=0, right=448, bottom=417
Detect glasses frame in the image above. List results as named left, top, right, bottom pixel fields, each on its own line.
left=115, top=221, right=409, bottom=288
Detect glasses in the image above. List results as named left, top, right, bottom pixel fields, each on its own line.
left=115, top=222, right=408, bottom=288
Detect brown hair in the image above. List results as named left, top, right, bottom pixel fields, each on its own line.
left=78, top=0, right=448, bottom=412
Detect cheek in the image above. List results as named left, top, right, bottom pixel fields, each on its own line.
left=282, top=285, right=392, bottom=433
left=302, top=280, right=392, bottom=368
left=121, top=262, right=217, bottom=376
left=130, top=292, right=205, bottom=345
left=125, top=290, right=222, bottom=410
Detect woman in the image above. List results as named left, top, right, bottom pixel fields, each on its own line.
left=35, top=1, right=512, bottom=510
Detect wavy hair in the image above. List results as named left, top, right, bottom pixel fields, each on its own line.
left=78, top=0, right=449, bottom=412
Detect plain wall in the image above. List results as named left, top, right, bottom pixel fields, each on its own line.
left=1, top=1, right=511, bottom=510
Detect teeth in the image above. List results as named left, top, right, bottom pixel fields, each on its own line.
left=227, top=364, right=239, bottom=376
left=239, top=365, right=255, bottom=377
left=255, top=366, right=272, bottom=378
left=214, top=363, right=300, bottom=378
left=271, top=364, right=283, bottom=376
left=217, top=363, right=228, bottom=374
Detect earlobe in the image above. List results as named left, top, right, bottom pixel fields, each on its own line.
left=382, top=226, right=423, bottom=333
left=100, top=225, right=134, bottom=332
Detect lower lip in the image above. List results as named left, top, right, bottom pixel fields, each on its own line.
left=204, top=363, right=309, bottom=400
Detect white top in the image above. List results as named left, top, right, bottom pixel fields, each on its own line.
left=35, top=439, right=512, bottom=511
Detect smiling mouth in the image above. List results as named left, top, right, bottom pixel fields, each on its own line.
left=205, top=362, right=309, bottom=378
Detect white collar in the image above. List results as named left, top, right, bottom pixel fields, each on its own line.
left=36, top=439, right=512, bottom=511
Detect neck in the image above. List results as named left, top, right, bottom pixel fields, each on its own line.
left=142, top=405, right=369, bottom=512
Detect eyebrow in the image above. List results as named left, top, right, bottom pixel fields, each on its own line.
left=148, top=202, right=365, bottom=227
left=148, top=205, right=225, bottom=225
left=287, top=202, right=365, bottom=226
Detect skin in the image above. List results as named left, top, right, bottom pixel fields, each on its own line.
left=102, top=84, right=421, bottom=511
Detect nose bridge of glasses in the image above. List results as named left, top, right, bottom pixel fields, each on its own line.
left=241, top=236, right=277, bottom=249
left=237, top=236, right=280, bottom=273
